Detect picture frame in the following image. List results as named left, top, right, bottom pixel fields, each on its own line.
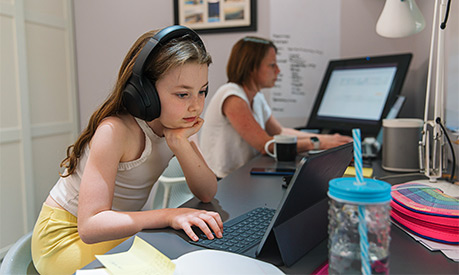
left=174, top=0, right=257, bottom=34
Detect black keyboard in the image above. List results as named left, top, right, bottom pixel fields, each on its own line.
left=190, top=207, right=276, bottom=253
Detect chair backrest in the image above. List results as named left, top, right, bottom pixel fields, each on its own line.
left=160, top=156, right=185, bottom=178
left=0, top=231, right=39, bottom=274
left=153, top=156, right=193, bottom=209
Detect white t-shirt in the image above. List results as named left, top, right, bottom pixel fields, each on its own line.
left=200, top=83, right=272, bottom=178
left=50, top=118, right=173, bottom=216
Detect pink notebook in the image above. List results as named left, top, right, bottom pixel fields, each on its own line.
left=390, top=182, right=459, bottom=244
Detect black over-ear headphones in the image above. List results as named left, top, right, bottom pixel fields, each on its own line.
left=122, top=25, right=206, bottom=121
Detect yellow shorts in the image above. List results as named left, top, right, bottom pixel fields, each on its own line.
left=31, top=203, right=128, bottom=275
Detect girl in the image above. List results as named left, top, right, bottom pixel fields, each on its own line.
left=31, top=26, right=222, bottom=274
left=200, top=37, right=352, bottom=178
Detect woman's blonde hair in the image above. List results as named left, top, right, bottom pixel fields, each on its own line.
left=60, top=28, right=212, bottom=177
left=226, top=36, right=277, bottom=85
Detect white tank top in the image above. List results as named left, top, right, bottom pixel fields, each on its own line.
left=50, top=118, right=173, bottom=216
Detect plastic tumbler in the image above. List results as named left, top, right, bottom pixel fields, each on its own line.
left=328, top=177, right=392, bottom=274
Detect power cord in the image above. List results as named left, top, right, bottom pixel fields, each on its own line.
left=436, top=117, right=456, bottom=183
left=440, top=0, right=452, bottom=29
left=374, top=173, right=427, bottom=181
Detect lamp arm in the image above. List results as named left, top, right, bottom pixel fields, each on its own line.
left=420, top=0, right=450, bottom=182
left=422, top=0, right=440, bottom=133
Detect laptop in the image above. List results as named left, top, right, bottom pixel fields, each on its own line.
left=190, top=142, right=354, bottom=267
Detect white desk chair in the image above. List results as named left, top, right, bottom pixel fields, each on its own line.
left=150, top=156, right=194, bottom=209
left=0, top=231, right=39, bottom=274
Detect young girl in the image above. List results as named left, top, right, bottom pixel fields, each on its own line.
left=31, top=26, right=223, bottom=274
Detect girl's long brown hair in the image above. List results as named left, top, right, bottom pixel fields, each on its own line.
left=60, top=29, right=212, bottom=177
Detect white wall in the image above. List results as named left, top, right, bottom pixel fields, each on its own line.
left=74, top=0, right=458, bottom=129
left=1, top=0, right=79, bottom=258
left=340, top=0, right=458, bottom=122
left=73, top=0, right=270, bottom=129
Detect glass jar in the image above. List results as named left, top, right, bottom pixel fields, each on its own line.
left=328, top=178, right=392, bottom=275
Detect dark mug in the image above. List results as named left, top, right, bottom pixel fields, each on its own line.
left=264, top=135, right=297, bottom=162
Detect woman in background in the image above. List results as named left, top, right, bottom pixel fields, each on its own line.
left=200, top=36, right=352, bottom=178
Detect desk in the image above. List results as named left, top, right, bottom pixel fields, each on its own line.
left=85, top=155, right=458, bottom=274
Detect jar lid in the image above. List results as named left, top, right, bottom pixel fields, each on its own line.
left=328, top=178, right=392, bottom=204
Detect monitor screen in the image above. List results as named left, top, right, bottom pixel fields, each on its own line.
left=306, top=53, right=412, bottom=137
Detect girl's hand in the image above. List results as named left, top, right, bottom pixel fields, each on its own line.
left=163, top=118, right=204, bottom=150
left=169, top=208, right=223, bottom=242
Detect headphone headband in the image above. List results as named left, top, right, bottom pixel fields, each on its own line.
left=122, top=25, right=206, bottom=121
left=132, top=25, right=205, bottom=76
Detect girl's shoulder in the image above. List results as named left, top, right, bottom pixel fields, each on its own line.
left=99, top=114, right=139, bottom=133
left=93, top=114, right=145, bottom=161
left=94, top=114, right=143, bottom=145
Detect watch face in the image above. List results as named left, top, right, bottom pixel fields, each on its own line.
left=311, top=136, right=320, bottom=149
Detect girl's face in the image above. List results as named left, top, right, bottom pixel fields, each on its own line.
left=155, top=62, right=208, bottom=129
left=254, top=47, right=280, bottom=89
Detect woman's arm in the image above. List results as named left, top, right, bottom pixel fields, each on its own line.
left=77, top=118, right=222, bottom=244
left=222, top=95, right=352, bottom=154
left=281, top=127, right=353, bottom=151
left=223, top=95, right=275, bottom=154
left=262, top=113, right=353, bottom=152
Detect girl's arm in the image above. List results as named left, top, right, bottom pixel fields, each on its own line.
left=77, top=118, right=222, bottom=244
left=163, top=117, right=218, bottom=203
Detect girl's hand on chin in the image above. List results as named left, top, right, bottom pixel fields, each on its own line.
left=163, top=117, right=204, bottom=146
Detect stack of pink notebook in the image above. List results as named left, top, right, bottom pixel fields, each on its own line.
left=390, top=182, right=459, bottom=244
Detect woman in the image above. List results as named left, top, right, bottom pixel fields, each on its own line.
left=200, top=36, right=352, bottom=178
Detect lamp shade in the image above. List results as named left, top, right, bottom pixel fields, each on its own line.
left=376, top=0, right=425, bottom=38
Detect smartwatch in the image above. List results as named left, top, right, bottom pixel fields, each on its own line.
left=310, top=136, right=320, bottom=150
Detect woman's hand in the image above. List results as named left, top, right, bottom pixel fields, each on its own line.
left=319, top=133, right=353, bottom=149
left=168, top=208, right=223, bottom=242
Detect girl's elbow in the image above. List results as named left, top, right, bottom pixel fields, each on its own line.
left=198, top=189, right=217, bottom=203
left=199, top=193, right=215, bottom=203
left=78, top=224, right=97, bottom=244
left=201, top=197, right=213, bottom=203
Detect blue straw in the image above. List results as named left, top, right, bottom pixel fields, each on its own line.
left=352, top=129, right=364, bottom=185
left=352, top=128, right=370, bottom=275
left=358, top=205, right=371, bottom=275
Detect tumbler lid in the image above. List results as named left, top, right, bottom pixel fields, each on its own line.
left=328, top=178, right=392, bottom=204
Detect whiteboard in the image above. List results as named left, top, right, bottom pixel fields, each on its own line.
left=268, top=0, right=341, bottom=126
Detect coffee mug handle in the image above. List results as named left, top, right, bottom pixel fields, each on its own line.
left=264, top=139, right=276, bottom=158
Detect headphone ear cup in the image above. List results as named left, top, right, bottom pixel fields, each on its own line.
left=122, top=82, right=148, bottom=120
left=141, top=76, right=161, bottom=121
left=122, top=26, right=206, bottom=121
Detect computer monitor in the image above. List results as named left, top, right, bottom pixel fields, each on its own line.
left=306, top=53, right=412, bottom=138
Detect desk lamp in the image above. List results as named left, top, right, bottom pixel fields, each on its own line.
left=376, top=0, right=454, bottom=182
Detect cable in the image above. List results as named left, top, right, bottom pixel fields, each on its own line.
left=436, top=117, right=456, bottom=182
left=374, top=173, right=427, bottom=181
left=440, top=0, right=452, bottom=29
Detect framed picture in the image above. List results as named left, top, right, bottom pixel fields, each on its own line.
left=174, top=0, right=257, bottom=34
